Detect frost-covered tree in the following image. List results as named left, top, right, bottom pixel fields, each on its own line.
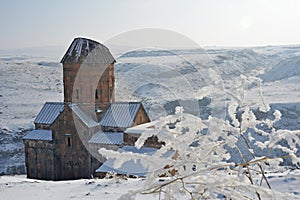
left=99, top=75, right=300, bottom=200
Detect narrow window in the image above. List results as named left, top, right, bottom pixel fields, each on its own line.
left=74, top=161, right=79, bottom=168
left=95, top=89, right=98, bottom=99
left=109, top=88, right=113, bottom=99
left=67, top=137, right=71, bottom=147
left=76, top=89, right=79, bottom=99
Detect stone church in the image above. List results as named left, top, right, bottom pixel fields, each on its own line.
left=23, top=37, right=153, bottom=180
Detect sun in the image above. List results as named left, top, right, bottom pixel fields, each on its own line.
left=240, top=16, right=253, bottom=30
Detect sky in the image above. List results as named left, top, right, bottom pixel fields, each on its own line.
left=1, top=0, right=300, bottom=49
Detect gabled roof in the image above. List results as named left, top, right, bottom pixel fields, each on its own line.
left=23, top=129, right=52, bottom=141
left=88, top=132, right=123, bottom=145
left=100, top=102, right=144, bottom=128
left=69, top=104, right=99, bottom=128
left=34, top=102, right=64, bottom=125
left=60, top=37, right=116, bottom=64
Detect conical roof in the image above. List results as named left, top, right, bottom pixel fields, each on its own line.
left=60, top=37, right=115, bottom=64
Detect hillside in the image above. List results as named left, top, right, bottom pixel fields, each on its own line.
left=0, top=45, right=300, bottom=175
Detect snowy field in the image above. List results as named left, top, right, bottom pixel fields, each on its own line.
left=0, top=45, right=300, bottom=199
left=1, top=170, right=300, bottom=200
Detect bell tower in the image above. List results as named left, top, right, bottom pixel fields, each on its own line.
left=60, top=37, right=115, bottom=113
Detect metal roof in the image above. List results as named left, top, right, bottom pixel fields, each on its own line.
left=69, top=104, right=99, bottom=128
left=96, top=146, right=157, bottom=176
left=23, top=129, right=53, bottom=141
left=88, top=132, right=123, bottom=145
left=100, top=102, right=142, bottom=128
left=60, top=37, right=116, bottom=64
left=34, top=102, right=64, bottom=125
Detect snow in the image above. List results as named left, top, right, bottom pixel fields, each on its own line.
left=0, top=52, right=62, bottom=174
left=124, top=121, right=157, bottom=134
left=261, top=56, right=300, bottom=82
left=264, top=170, right=300, bottom=196
left=0, top=171, right=299, bottom=200
left=0, top=55, right=62, bottom=131
left=1, top=45, right=299, bottom=132
left=0, top=44, right=300, bottom=198
left=114, top=46, right=300, bottom=121
left=96, top=146, right=158, bottom=176
left=0, top=175, right=151, bottom=200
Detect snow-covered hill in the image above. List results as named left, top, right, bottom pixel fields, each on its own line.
left=0, top=53, right=63, bottom=175
left=0, top=45, right=299, bottom=175
left=114, top=46, right=300, bottom=119
left=261, top=56, right=300, bottom=82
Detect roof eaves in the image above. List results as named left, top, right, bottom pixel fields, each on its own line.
left=23, top=129, right=53, bottom=141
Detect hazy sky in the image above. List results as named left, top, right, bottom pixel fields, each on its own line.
left=1, top=0, right=300, bottom=49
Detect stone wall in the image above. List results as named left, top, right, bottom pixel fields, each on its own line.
left=63, top=62, right=114, bottom=106
left=24, top=139, right=54, bottom=180
left=51, top=106, right=101, bottom=180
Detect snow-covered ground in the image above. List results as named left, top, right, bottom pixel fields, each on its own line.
left=0, top=53, right=62, bottom=174
left=0, top=175, right=151, bottom=200
left=0, top=45, right=299, bottom=198
left=1, top=170, right=300, bottom=200
left=1, top=45, right=299, bottom=132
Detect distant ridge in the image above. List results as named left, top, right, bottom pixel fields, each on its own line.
left=0, top=46, right=65, bottom=59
